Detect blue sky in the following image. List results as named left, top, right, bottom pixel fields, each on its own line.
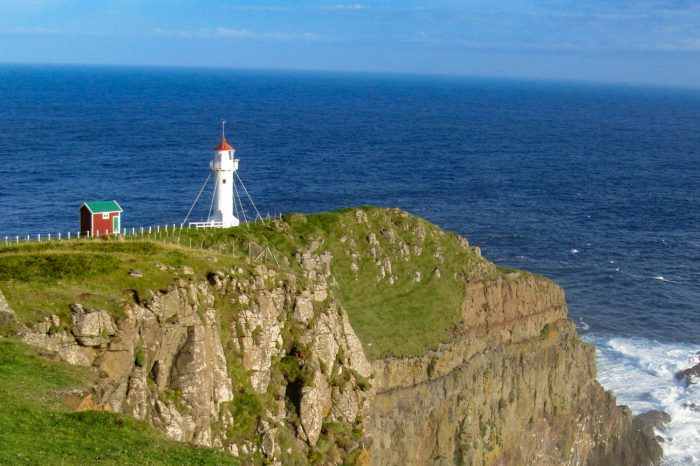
left=2, top=0, right=700, bottom=86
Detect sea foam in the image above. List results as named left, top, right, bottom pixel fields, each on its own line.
left=584, top=335, right=700, bottom=466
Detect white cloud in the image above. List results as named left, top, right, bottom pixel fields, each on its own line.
left=325, top=3, right=364, bottom=10
left=4, top=27, right=63, bottom=35
left=152, top=27, right=320, bottom=41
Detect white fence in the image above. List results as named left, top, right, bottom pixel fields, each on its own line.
left=2, top=214, right=284, bottom=248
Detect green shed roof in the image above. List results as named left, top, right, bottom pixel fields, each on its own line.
left=82, top=200, right=123, bottom=214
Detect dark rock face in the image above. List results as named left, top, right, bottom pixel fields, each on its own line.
left=584, top=405, right=665, bottom=466
left=633, top=410, right=672, bottom=432
left=675, top=361, right=700, bottom=386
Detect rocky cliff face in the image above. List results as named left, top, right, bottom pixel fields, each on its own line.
left=8, top=208, right=662, bottom=465
left=370, top=276, right=661, bottom=465
left=16, top=255, right=374, bottom=464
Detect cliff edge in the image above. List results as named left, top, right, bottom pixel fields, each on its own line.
left=0, top=207, right=661, bottom=465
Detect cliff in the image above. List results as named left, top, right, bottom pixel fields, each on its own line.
left=0, top=207, right=661, bottom=465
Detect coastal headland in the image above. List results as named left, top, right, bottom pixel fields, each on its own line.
left=0, top=207, right=662, bottom=465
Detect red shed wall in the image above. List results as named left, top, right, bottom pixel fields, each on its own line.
left=91, top=212, right=120, bottom=236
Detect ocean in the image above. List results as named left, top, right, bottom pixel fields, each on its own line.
left=0, top=64, right=698, bottom=464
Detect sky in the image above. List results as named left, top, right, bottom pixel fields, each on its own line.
left=2, top=0, right=700, bottom=87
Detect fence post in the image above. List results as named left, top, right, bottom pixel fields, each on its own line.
left=58, top=232, right=61, bottom=241
left=48, top=233, right=51, bottom=241
left=38, top=234, right=41, bottom=242
left=16, top=235, right=19, bottom=244
left=68, top=231, right=71, bottom=240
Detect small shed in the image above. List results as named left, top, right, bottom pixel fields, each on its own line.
left=80, top=200, right=123, bottom=237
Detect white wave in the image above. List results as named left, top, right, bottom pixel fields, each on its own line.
left=578, top=318, right=590, bottom=331
left=570, top=249, right=579, bottom=254
left=585, top=335, right=700, bottom=465
left=653, top=276, right=679, bottom=284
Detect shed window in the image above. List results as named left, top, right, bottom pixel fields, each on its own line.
left=102, top=213, right=110, bottom=219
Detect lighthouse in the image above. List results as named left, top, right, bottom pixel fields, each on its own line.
left=184, top=122, right=261, bottom=229
left=208, top=123, right=240, bottom=227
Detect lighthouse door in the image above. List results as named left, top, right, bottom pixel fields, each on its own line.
left=113, top=216, right=120, bottom=235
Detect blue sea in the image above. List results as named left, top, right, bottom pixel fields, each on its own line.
left=0, top=64, right=698, bottom=464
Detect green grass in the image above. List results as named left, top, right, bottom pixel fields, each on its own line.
left=0, top=239, right=247, bottom=324
left=0, top=338, right=237, bottom=465
left=0, top=206, right=503, bottom=359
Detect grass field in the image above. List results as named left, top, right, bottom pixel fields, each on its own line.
left=0, top=338, right=237, bottom=465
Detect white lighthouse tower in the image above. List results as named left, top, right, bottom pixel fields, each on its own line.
left=184, top=121, right=261, bottom=229
left=208, top=122, right=240, bottom=227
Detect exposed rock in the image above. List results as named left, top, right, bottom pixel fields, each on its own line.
left=370, top=275, right=661, bottom=466
left=675, top=361, right=700, bottom=386
left=634, top=410, right=671, bottom=432
left=0, top=290, right=17, bottom=325
left=20, top=331, right=96, bottom=366
left=128, top=268, right=143, bottom=278
left=367, top=232, right=379, bottom=247
left=179, top=265, right=194, bottom=275
left=293, top=293, right=315, bottom=325
left=381, top=257, right=392, bottom=276
left=355, top=209, right=369, bottom=224
left=380, top=228, right=396, bottom=244
left=70, top=307, right=117, bottom=347
left=299, top=368, right=332, bottom=446
left=413, top=223, right=426, bottom=242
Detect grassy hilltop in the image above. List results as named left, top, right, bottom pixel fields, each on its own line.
left=0, top=207, right=518, bottom=464
left=0, top=206, right=506, bottom=359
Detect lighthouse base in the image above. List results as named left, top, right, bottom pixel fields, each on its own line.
left=188, top=218, right=240, bottom=229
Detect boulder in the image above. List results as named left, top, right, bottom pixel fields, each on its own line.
left=70, top=306, right=117, bottom=346
left=675, top=362, right=700, bottom=386
left=633, top=410, right=671, bottom=433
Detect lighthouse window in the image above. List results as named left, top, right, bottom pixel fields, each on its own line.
left=222, top=179, right=227, bottom=184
